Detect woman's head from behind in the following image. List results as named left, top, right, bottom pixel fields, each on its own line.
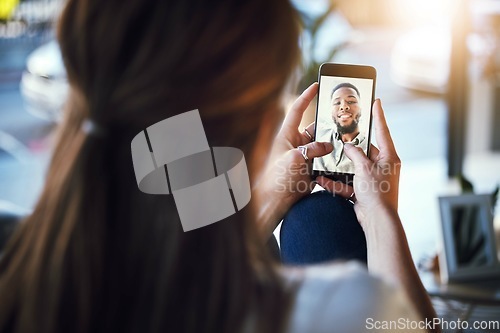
left=0, top=1, right=300, bottom=333
left=59, top=0, right=299, bottom=160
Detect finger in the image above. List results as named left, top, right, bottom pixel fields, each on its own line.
left=372, top=99, right=397, bottom=154
left=368, top=144, right=380, bottom=161
left=343, top=143, right=371, bottom=166
left=301, top=122, right=315, bottom=143
left=282, top=83, right=318, bottom=131
left=316, top=176, right=354, bottom=199
left=300, top=141, right=333, bottom=159
left=305, top=122, right=315, bottom=135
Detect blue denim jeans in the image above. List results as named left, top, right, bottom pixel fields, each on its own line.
left=280, top=191, right=367, bottom=265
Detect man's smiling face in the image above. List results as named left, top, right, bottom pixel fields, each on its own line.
left=331, top=87, right=361, bottom=134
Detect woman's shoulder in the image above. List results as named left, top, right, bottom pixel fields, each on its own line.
left=280, top=261, right=383, bottom=307
left=280, top=260, right=375, bottom=291
left=280, top=261, right=424, bottom=333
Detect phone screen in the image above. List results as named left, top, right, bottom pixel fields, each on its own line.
left=313, top=75, right=374, bottom=175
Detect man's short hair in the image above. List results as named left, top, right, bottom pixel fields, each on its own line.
left=330, top=82, right=360, bottom=100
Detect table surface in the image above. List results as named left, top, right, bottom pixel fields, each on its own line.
left=421, top=270, right=500, bottom=305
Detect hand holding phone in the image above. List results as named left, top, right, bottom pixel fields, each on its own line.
left=312, top=63, right=376, bottom=184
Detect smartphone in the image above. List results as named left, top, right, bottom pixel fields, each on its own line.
left=312, top=63, right=376, bottom=185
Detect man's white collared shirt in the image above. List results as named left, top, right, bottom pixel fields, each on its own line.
left=313, top=127, right=367, bottom=174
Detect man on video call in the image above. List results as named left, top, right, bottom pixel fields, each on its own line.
left=315, top=82, right=368, bottom=174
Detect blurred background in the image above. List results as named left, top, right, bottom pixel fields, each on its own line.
left=290, top=0, right=500, bottom=272
left=1, top=0, right=500, bottom=306
left=1, top=0, right=500, bottom=329
left=0, top=0, right=63, bottom=216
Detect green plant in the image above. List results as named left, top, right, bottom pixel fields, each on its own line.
left=297, top=1, right=346, bottom=92
left=457, top=174, right=499, bottom=213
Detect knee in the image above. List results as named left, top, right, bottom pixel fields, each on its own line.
left=283, top=191, right=357, bottom=229
left=280, top=191, right=367, bottom=264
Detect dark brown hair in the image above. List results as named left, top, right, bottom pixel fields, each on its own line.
left=0, top=0, right=300, bottom=332
left=331, top=82, right=360, bottom=99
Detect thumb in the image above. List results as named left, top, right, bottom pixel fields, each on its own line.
left=303, top=141, right=333, bottom=158
left=343, top=143, right=371, bottom=166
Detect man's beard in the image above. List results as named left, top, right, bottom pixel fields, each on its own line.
left=334, top=119, right=359, bottom=135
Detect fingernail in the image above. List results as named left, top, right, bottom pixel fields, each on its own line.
left=323, top=142, right=333, bottom=150
left=344, top=143, right=354, bottom=150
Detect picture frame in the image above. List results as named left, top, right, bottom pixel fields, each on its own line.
left=438, top=194, right=500, bottom=283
